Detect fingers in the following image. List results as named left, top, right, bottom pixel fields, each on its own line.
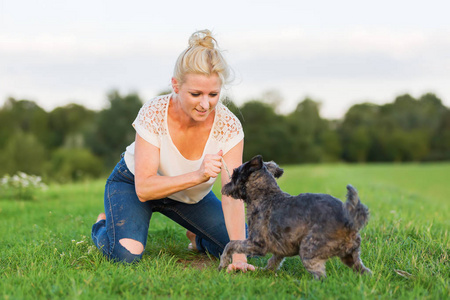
left=207, top=150, right=223, bottom=164
left=226, top=262, right=256, bottom=273
left=201, top=151, right=224, bottom=179
left=205, top=157, right=222, bottom=177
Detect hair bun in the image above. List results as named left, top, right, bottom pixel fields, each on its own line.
left=188, top=29, right=216, bottom=49
left=173, top=29, right=231, bottom=87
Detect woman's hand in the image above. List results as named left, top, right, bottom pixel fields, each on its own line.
left=227, top=261, right=256, bottom=273
left=198, top=150, right=223, bottom=182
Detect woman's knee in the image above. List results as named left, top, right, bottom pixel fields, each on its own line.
left=111, top=238, right=145, bottom=263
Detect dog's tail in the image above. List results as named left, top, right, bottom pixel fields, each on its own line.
left=345, top=184, right=369, bottom=231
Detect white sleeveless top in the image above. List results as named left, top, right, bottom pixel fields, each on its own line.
left=124, top=93, right=244, bottom=204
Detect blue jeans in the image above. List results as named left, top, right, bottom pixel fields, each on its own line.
left=91, top=156, right=231, bottom=263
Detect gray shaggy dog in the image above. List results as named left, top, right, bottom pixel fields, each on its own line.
left=218, top=155, right=372, bottom=279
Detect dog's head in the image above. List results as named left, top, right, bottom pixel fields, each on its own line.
left=221, top=155, right=283, bottom=201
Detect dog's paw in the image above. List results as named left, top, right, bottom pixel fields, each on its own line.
left=362, top=267, right=373, bottom=276
left=218, top=261, right=227, bottom=271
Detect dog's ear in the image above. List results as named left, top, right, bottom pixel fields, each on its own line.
left=248, top=155, right=264, bottom=172
left=265, top=161, right=284, bottom=178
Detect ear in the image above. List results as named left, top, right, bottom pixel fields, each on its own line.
left=171, top=77, right=179, bottom=94
left=248, top=155, right=264, bottom=172
left=265, top=161, right=284, bottom=178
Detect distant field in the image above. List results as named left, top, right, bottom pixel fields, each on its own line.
left=0, top=163, right=448, bottom=299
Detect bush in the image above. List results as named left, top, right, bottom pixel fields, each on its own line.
left=49, top=148, right=104, bottom=182
left=0, top=172, right=47, bottom=200
left=0, top=131, right=46, bottom=176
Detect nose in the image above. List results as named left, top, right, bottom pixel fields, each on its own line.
left=199, top=96, right=210, bottom=110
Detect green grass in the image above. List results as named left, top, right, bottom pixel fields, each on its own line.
left=1, top=163, right=449, bottom=299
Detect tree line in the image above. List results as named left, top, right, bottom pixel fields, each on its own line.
left=0, top=90, right=449, bottom=182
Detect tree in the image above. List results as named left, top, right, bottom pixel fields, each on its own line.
left=87, top=91, right=143, bottom=167
left=340, top=103, right=378, bottom=162
left=0, top=131, right=46, bottom=176
left=375, top=94, right=448, bottom=161
left=48, top=103, right=96, bottom=149
left=318, top=125, right=342, bottom=162
left=238, top=100, right=292, bottom=163
left=49, top=148, right=103, bottom=182
left=287, top=98, right=329, bottom=163
left=0, top=98, right=50, bottom=148
left=430, top=108, right=450, bottom=160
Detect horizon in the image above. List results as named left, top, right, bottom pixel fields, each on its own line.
left=2, top=88, right=446, bottom=121
left=1, top=0, right=449, bottom=119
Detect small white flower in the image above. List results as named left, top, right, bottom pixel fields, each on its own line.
left=1, top=177, right=8, bottom=185
left=1, top=172, right=47, bottom=199
left=87, top=245, right=95, bottom=254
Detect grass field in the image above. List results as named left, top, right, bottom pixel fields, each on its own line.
left=1, top=163, right=449, bottom=299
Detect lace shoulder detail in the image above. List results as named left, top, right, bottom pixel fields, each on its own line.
left=134, top=94, right=170, bottom=136
left=212, top=103, right=244, bottom=144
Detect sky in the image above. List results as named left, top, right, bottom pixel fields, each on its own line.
left=1, top=0, right=450, bottom=119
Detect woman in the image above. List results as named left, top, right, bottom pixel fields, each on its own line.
left=91, top=30, right=255, bottom=272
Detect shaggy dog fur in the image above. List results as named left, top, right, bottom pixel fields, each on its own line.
left=218, top=155, right=372, bottom=279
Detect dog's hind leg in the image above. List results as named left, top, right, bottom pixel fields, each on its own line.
left=340, top=248, right=372, bottom=275
left=264, top=254, right=285, bottom=271
left=301, top=257, right=327, bottom=280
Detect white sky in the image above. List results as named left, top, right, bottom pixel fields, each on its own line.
left=1, top=0, right=450, bottom=118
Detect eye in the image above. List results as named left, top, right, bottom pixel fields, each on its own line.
left=190, top=93, right=200, bottom=97
left=209, top=93, right=218, bottom=97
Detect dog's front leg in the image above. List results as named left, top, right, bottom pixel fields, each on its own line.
left=218, top=239, right=264, bottom=271
left=218, top=240, right=243, bottom=270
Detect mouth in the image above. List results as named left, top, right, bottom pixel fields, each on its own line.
left=195, top=109, right=208, bottom=115
left=221, top=183, right=232, bottom=196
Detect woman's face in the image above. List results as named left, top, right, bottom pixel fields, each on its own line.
left=172, top=73, right=222, bottom=122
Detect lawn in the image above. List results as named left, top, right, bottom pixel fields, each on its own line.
left=0, top=163, right=449, bottom=299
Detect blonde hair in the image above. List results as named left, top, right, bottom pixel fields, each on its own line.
left=173, top=30, right=230, bottom=87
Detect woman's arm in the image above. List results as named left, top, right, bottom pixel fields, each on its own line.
left=221, top=140, right=256, bottom=272
left=134, top=133, right=222, bottom=202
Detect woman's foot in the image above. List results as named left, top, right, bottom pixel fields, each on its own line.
left=186, top=230, right=198, bottom=252
left=96, top=213, right=106, bottom=223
